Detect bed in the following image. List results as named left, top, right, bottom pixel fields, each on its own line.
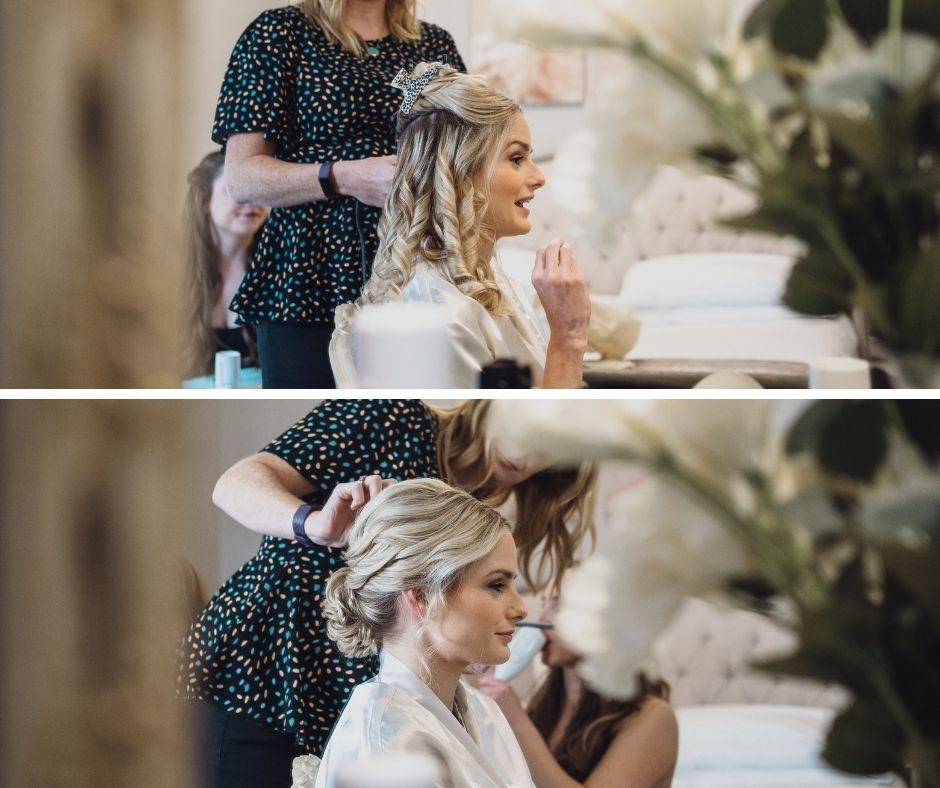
left=496, top=163, right=863, bottom=388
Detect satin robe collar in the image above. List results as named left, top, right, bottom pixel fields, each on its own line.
left=378, top=651, right=506, bottom=786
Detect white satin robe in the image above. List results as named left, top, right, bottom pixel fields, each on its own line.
left=312, top=651, right=535, bottom=788
left=330, top=262, right=548, bottom=389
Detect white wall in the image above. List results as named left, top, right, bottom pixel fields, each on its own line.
left=182, top=399, right=318, bottom=592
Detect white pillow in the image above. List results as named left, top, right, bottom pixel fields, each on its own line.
left=618, top=253, right=795, bottom=309
left=674, top=705, right=899, bottom=786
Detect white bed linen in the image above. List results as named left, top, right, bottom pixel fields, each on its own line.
left=606, top=252, right=858, bottom=361
left=674, top=705, right=904, bottom=788
left=616, top=302, right=859, bottom=361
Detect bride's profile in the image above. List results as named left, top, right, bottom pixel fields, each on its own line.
left=302, top=477, right=535, bottom=787
left=330, top=62, right=591, bottom=389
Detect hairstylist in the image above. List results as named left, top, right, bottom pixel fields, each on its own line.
left=216, top=1, right=465, bottom=387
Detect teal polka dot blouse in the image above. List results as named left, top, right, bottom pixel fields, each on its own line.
left=179, top=399, right=440, bottom=754
left=212, top=6, right=466, bottom=327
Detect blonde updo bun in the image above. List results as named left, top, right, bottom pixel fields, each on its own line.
left=322, top=478, right=510, bottom=657
left=322, top=566, right=382, bottom=657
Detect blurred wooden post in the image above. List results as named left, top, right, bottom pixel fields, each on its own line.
left=0, top=0, right=185, bottom=387
left=0, top=400, right=211, bottom=787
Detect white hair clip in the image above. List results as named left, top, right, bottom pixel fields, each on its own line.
left=391, top=62, right=444, bottom=115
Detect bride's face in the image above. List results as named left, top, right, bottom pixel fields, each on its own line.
left=474, top=113, right=545, bottom=241
left=425, top=531, right=527, bottom=667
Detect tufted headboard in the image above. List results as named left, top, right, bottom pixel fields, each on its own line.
left=654, top=596, right=846, bottom=709
left=520, top=164, right=802, bottom=295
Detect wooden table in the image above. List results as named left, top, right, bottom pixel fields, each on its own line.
left=583, top=358, right=809, bottom=389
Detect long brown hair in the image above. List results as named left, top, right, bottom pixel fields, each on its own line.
left=528, top=669, right=669, bottom=782
left=182, top=151, right=260, bottom=377
left=433, top=400, right=597, bottom=593
left=300, top=0, right=420, bottom=57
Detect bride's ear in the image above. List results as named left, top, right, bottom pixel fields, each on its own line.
left=401, top=588, right=428, bottom=618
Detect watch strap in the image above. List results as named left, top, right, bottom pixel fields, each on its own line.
left=318, top=161, right=339, bottom=200
left=292, top=502, right=318, bottom=547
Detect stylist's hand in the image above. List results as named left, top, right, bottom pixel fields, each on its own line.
left=478, top=676, right=527, bottom=721
left=306, top=475, right=395, bottom=547
left=531, top=239, right=591, bottom=352
left=332, top=155, right=397, bottom=207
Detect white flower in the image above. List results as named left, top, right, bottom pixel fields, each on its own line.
left=618, top=0, right=758, bottom=63
left=871, top=32, right=940, bottom=93
left=808, top=30, right=940, bottom=116
left=646, top=399, right=771, bottom=494
left=490, top=399, right=773, bottom=500
left=593, top=60, right=716, bottom=199
left=291, top=755, right=321, bottom=788
left=558, top=475, right=753, bottom=698
left=488, top=400, right=665, bottom=466
left=548, top=59, right=717, bottom=239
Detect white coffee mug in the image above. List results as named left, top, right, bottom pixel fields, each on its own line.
left=352, top=303, right=454, bottom=388
left=809, top=357, right=871, bottom=389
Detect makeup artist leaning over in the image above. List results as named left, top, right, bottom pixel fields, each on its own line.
left=216, top=1, right=465, bottom=387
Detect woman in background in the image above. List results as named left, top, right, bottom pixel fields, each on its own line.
left=310, top=477, right=535, bottom=787
left=217, top=1, right=464, bottom=387
left=478, top=590, right=678, bottom=788
left=183, top=150, right=267, bottom=377
left=331, top=62, right=591, bottom=388
left=179, top=399, right=596, bottom=787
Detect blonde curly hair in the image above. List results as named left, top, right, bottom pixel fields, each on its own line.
left=335, top=63, right=521, bottom=334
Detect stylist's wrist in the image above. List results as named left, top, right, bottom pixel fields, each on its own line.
left=331, top=160, right=352, bottom=197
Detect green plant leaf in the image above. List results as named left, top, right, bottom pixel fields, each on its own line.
left=771, top=0, right=831, bottom=59
left=837, top=0, right=890, bottom=40
left=782, top=250, right=854, bottom=316
left=874, top=540, right=940, bottom=630
left=819, top=111, right=895, bottom=175
left=823, top=695, right=906, bottom=775
left=896, top=401, right=940, bottom=464
left=786, top=401, right=849, bottom=456
left=756, top=604, right=873, bottom=691
left=839, top=0, right=940, bottom=41
left=757, top=647, right=862, bottom=687
left=787, top=401, right=890, bottom=481
left=897, top=248, right=940, bottom=353
left=817, top=402, right=889, bottom=481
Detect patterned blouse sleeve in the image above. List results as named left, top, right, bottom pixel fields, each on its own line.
left=260, top=400, right=433, bottom=505
left=212, top=10, right=293, bottom=148
left=425, top=24, right=467, bottom=73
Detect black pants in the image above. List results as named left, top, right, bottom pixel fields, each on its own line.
left=256, top=322, right=336, bottom=388
left=190, top=699, right=303, bottom=788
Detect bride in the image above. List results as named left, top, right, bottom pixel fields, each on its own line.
left=302, top=477, right=535, bottom=787
left=330, top=62, right=591, bottom=388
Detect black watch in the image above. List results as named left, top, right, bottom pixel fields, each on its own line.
left=318, top=161, right=339, bottom=200
left=292, top=502, right=317, bottom=548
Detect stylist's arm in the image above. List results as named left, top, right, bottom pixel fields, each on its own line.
left=225, top=132, right=396, bottom=208
left=213, top=452, right=392, bottom=546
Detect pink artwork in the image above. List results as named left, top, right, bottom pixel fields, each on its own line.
left=470, top=15, right=585, bottom=106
